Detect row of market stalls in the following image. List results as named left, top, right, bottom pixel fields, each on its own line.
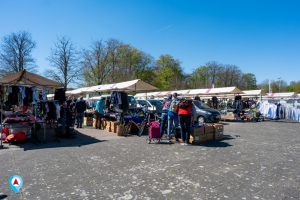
left=135, top=89, right=300, bottom=100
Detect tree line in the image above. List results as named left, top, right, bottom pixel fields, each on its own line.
left=1, top=31, right=299, bottom=93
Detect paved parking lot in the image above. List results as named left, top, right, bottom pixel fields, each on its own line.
left=0, top=121, right=299, bottom=200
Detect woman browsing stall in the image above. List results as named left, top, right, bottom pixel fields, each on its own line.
left=178, top=98, right=193, bottom=145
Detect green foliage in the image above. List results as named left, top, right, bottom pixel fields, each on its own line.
left=153, top=54, right=184, bottom=90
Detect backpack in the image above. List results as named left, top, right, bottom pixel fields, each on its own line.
left=169, top=99, right=180, bottom=113
left=179, top=100, right=190, bottom=109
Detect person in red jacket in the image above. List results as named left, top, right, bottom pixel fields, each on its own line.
left=178, top=98, right=193, bottom=145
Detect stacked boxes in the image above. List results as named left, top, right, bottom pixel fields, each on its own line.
left=116, top=124, right=125, bottom=136
left=83, top=117, right=93, bottom=126
left=101, top=120, right=124, bottom=136
left=189, top=123, right=224, bottom=144
left=105, top=121, right=111, bottom=132
left=111, top=121, right=120, bottom=133
left=213, top=124, right=224, bottom=140
left=190, top=126, right=205, bottom=144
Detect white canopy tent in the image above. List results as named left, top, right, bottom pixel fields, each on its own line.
left=242, top=90, right=263, bottom=97
left=66, top=79, right=158, bottom=96
left=135, top=91, right=161, bottom=99
left=66, top=87, right=91, bottom=95
left=135, top=87, right=243, bottom=99
left=264, top=92, right=297, bottom=99
left=188, top=87, right=242, bottom=96
left=98, top=79, right=157, bottom=92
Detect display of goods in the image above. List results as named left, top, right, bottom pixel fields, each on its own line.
left=9, top=124, right=32, bottom=139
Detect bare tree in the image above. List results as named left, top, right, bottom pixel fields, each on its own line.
left=0, top=31, right=36, bottom=74
left=81, top=40, right=113, bottom=86
left=46, top=37, right=80, bottom=90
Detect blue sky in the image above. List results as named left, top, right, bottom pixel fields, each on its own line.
left=0, top=0, right=300, bottom=84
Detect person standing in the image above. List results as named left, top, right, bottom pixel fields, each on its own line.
left=75, top=97, right=87, bottom=128
left=178, top=98, right=193, bottom=145
left=194, top=95, right=201, bottom=101
left=167, top=93, right=180, bottom=142
left=95, top=98, right=105, bottom=129
left=160, top=94, right=172, bottom=138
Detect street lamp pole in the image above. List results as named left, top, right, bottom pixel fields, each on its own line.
left=278, top=77, right=281, bottom=93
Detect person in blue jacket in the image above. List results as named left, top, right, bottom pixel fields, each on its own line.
left=95, top=98, right=105, bottom=129
left=167, top=93, right=180, bottom=142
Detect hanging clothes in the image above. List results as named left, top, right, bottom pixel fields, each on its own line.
left=32, top=87, right=38, bottom=104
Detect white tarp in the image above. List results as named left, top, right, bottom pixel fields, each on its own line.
left=135, top=92, right=161, bottom=98
left=156, top=91, right=172, bottom=97
left=135, top=87, right=242, bottom=98
left=188, top=89, right=208, bottom=95
left=188, top=87, right=242, bottom=95
left=66, top=87, right=91, bottom=95
left=264, top=92, right=296, bottom=98
left=242, top=90, right=263, bottom=97
left=66, top=79, right=157, bottom=95
left=95, top=79, right=157, bottom=92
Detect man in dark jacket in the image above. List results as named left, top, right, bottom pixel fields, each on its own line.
left=75, top=97, right=87, bottom=128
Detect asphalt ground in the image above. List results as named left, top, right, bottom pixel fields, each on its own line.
left=0, top=121, right=299, bottom=200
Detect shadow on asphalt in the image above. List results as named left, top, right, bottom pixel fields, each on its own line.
left=8, top=130, right=104, bottom=151
left=0, top=194, right=8, bottom=199
left=265, top=120, right=300, bottom=124
left=222, top=134, right=237, bottom=140
left=217, top=122, right=230, bottom=125
left=200, top=140, right=233, bottom=147
left=189, top=140, right=232, bottom=148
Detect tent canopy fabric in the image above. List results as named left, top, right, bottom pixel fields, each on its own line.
left=242, top=90, right=264, bottom=97
left=96, top=79, right=158, bottom=92
left=66, top=87, right=91, bottom=95
left=264, top=92, right=296, bottom=98
left=135, top=87, right=243, bottom=99
left=0, top=70, right=63, bottom=88
left=188, top=87, right=242, bottom=95
left=67, top=79, right=158, bottom=95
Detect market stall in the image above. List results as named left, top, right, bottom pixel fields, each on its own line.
left=0, top=70, right=63, bottom=146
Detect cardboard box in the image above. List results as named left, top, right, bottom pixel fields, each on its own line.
left=111, top=121, right=120, bottom=133
left=190, top=126, right=206, bottom=144
left=204, top=123, right=215, bottom=134
left=84, top=117, right=93, bottom=126
left=93, top=118, right=97, bottom=128
left=213, top=124, right=224, bottom=140
left=190, top=125, right=215, bottom=144
left=105, top=121, right=112, bottom=132
left=101, top=120, right=107, bottom=129
left=206, top=132, right=214, bottom=141
left=116, top=124, right=125, bottom=136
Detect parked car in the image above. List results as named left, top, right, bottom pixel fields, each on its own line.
left=136, top=99, right=163, bottom=115
left=192, top=100, right=221, bottom=124
left=147, top=99, right=163, bottom=115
